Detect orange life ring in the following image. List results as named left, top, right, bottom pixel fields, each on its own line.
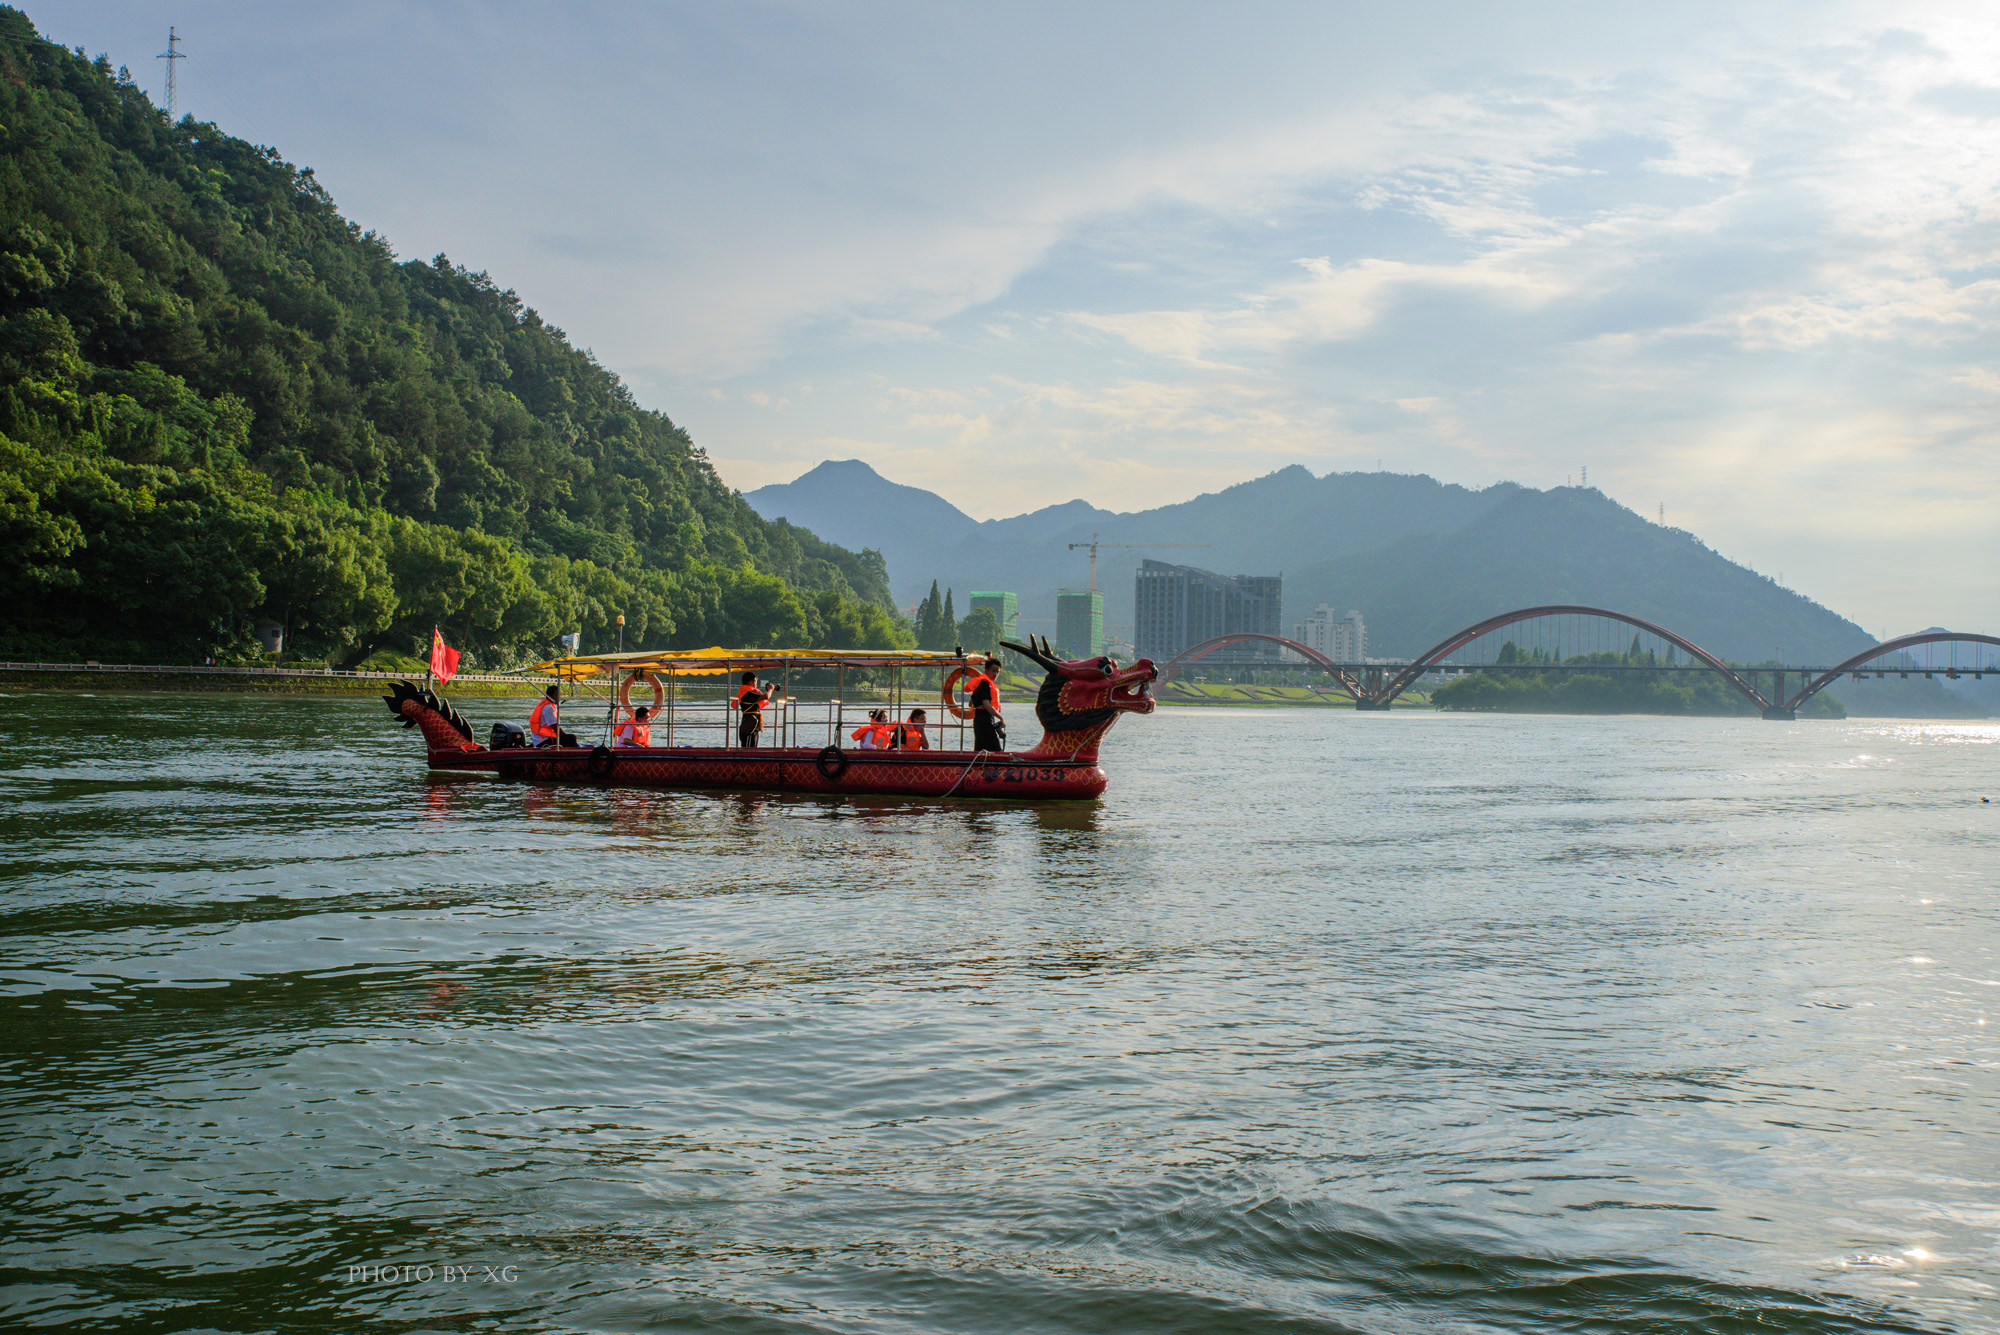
left=618, top=670, right=665, bottom=716
left=941, top=662, right=997, bottom=721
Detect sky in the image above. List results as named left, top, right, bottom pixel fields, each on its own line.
left=47, top=1, right=2000, bottom=637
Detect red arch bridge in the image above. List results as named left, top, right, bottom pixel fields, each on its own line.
left=1155, top=605, right=2000, bottom=720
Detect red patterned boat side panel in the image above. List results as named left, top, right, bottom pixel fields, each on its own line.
left=426, top=746, right=1107, bottom=800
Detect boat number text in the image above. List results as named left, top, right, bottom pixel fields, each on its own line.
left=981, top=766, right=1066, bottom=784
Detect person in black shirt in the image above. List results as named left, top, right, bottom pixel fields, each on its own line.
left=969, top=664, right=1005, bottom=753
left=733, top=671, right=766, bottom=748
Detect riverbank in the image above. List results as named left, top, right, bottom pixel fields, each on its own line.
left=0, top=665, right=1041, bottom=708
left=0, top=667, right=536, bottom=698
left=1431, top=667, right=1847, bottom=718
left=1156, top=682, right=1432, bottom=708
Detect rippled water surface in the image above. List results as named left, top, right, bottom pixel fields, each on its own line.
left=2, top=692, right=1997, bottom=1333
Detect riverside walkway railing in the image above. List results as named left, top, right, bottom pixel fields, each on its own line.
left=0, top=661, right=530, bottom=684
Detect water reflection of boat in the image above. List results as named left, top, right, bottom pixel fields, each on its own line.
left=384, top=639, right=1156, bottom=800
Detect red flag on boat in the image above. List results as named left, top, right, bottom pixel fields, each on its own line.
left=428, top=628, right=461, bottom=685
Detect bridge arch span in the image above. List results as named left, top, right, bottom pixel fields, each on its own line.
left=1786, top=632, right=2000, bottom=712
left=1379, top=605, right=1770, bottom=712
left=1158, top=633, right=1367, bottom=703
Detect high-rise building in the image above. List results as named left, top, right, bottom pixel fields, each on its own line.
left=1133, top=560, right=1283, bottom=661
left=1055, top=589, right=1104, bottom=659
left=1292, top=605, right=1366, bottom=662
left=968, top=591, right=1018, bottom=642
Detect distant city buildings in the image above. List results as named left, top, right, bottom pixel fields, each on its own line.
left=1292, top=605, right=1366, bottom=662
left=968, top=591, right=1018, bottom=642
left=1055, top=589, right=1104, bottom=659
left=1133, top=559, right=1283, bottom=662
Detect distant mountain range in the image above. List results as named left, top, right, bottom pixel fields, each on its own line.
left=745, top=460, right=1881, bottom=665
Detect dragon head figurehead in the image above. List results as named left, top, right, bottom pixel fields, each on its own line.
left=999, top=636, right=1157, bottom=762
left=383, top=680, right=483, bottom=753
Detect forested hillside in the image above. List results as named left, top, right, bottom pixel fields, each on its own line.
left=0, top=8, right=904, bottom=666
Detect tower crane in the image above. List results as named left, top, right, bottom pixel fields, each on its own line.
left=1065, top=534, right=1209, bottom=592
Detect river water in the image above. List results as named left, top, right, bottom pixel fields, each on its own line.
left=2, top=692, right=1995, bottom=1334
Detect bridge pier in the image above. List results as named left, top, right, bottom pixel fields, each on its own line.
left=1762, top=670, right=1794, bottom=720
left=1355, top=699, right=1392, bottom=711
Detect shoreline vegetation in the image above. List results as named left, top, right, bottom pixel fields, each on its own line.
left=1157, top=682, right=1433, bottom=708
left=0, top=662, right=1054, bottom=704
left=1429, top=642, right=1846, bottom=717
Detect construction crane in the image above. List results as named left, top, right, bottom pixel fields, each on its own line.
left=1065, top=533, right=1209, bottom=593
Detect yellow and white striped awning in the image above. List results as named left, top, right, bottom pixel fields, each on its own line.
left=525, top=647, right=990, bottom=678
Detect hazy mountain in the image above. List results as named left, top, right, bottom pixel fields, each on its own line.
left=743, top=459, right=984, bottom=556
left=1285, top=485, right=1875, bottom=663
left=746, top=461, right=1510, bottom=629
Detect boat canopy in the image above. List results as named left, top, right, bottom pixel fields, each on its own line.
left=524, top=646, right=990, bottom=679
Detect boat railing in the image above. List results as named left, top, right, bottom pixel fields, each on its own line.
left=561, top=682, right=981, bottom=753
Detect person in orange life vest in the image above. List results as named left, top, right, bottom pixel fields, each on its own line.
left=732, top=672, right=767, bottom=748
left=967, top=660, right=1005, bottom=752
left=613, top=706, right=652, bottom=747
left=527, top=685, right=562, bottom=747
left=888, top=707, right=929, bottom=750
left=849, top=709, right=890, bottom=749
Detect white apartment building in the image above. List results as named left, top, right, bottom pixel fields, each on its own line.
left=1292, top=605, right=1366, bottom=662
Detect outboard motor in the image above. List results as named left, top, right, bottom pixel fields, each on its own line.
left=489, top=721, right=527, bottom=749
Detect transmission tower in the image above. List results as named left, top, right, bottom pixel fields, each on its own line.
left=156, top=26, right=184, bottom=120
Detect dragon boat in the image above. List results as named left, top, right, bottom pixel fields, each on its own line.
left=383, top=638, right=1157, bottom=800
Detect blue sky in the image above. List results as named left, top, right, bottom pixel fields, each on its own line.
left=52, top=1, right=2000, bottom=636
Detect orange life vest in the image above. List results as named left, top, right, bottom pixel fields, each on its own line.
left=614, top=719, right=650, bottom=747
left=734, top=683, right=764, bottom=714
left=892, top=723, right=928, bottom=750
left=529, top=697, right=560, bottom=739
left=968, top=671, right=1002, bottom=716
left=850, top=722, right=890, bottom=749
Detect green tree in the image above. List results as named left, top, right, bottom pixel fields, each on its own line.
left=256, top=503, right=398, bottom=660
left=710, top=564, right=809, bottom=647
left=957, top=606, right=1000, bottom=656
left=913, top=580, right=942, bottom=648
left=810, top=588, right=915, bottom=650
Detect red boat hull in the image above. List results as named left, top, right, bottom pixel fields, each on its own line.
left=427, top=744, right=1108, bottom=800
